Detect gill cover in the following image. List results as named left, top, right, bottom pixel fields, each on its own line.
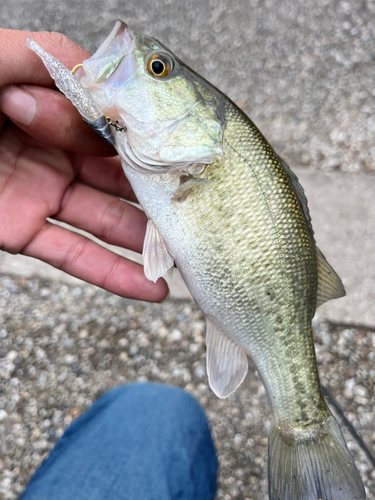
left=78, top=21, right=225, bottom=173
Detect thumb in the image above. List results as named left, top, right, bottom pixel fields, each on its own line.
left=0, top=84, right=115, bottom=156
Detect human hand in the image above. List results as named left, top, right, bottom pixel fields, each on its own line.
left=0, top=29, right=169, bottom=302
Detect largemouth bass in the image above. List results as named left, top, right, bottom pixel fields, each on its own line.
left=28, top=22, right=366, bottom=500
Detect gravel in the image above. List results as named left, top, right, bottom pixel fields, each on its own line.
left=0, top=274, right=374, bottom=499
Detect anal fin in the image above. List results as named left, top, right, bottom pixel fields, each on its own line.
left=206, top=318, right=248, bottom=398
left=142, top=220, right=174, bottom=283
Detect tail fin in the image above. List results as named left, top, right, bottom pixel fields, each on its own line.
left=268, top=416, right=366, bottom=500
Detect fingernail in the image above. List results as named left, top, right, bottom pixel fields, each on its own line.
left=0, top=85, right=37, bottom=126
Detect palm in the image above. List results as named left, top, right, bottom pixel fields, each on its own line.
left=0, top=29, right=168, bottom=302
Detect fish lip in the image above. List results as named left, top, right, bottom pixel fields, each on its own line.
left=92, top=20, right=134, bottom=57
left=82, top=20, right=135, bottom=83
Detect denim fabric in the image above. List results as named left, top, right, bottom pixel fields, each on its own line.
left=19, top=383, right=218, bottom=500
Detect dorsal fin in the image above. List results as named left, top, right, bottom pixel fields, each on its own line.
left=206, top=318, right=248, bottom=398
left=277, top=156, right=345, bottom=308
left=316, top=247, right=345, bottom=307
left=142, top=219, right=174, bottom=283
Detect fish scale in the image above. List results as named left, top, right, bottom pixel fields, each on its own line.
left=170, top=101, right=325, bottom=426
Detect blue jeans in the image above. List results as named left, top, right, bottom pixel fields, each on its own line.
left=19, top=383, right=218, bottom=500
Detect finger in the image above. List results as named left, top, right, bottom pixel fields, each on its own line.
left=0, top=29, right=90, bottom=89
left=55, top=183, right=146, bottom=253
left=0, top=111, right=7, bottom=132
left=72, top=154, right=138, bottom=202
left=0, top=84, right=115, bottom=156
left=0, top=125, right=74, bottom=253
left=22, top=222, right=169, bottom=302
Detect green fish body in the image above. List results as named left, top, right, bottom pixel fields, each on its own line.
left=29, top=21, right=366, bottom=500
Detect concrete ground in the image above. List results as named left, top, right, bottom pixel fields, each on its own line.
left=0, top=1, right=374, bottom=498
left=1, top=0, right=375, bottom=174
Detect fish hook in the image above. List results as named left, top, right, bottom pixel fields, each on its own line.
left=70, top=64, right=127, bottom=135
left=70, top=63, right=126, bottom=145
left=71, top=63, right=83, bottom=74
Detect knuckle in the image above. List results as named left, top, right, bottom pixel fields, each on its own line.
left=117, top=170, right=133, bottom=199
left=100, top=198, right=127, bottom=239
left=61, top=236, right=88, bottom=272
left=100, top=254, right=121, bottom=291
left=38, top=31, right=71, bottom=55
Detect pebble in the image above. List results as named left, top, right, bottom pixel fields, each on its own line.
left=168, top=329, right=183, bottom=342
left=63, top=354, right=77, bottom=365
left=78, top=329, right=89, bottom=339
left=117, top=338, right=128, bottom=349
left=0, top=360, right=15, bottom=379
left=119, top=352, right=128, bottom=362
left=6, top=351, right=18, bottom=362
left=64, top=339, right=74, bottom=350
left=129, top=344, right=139, bottom=356
left=189, top=343, right=200, bottom=353
left=194, top=363, right=206, bottom=379
left=353, top=385, right=368, bottom=398
left=233, top=434, right=243, bottom=451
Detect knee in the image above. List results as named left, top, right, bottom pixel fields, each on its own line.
left=100, top=383, right=206, bottom=424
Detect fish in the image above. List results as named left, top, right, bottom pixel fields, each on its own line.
left=28, top=21, right=366, bottom=500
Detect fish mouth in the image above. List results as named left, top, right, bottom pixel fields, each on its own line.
left=82, top=20, right=135, bottom=84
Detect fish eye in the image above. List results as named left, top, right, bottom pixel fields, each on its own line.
left=147, top=53, right=174, bottom=77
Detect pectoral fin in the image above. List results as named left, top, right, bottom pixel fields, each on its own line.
left=206, top=318, right=248, bottom=398
left=142, top=220, right=174, bottom=283
left=316, top=247, right=345, bottom=308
